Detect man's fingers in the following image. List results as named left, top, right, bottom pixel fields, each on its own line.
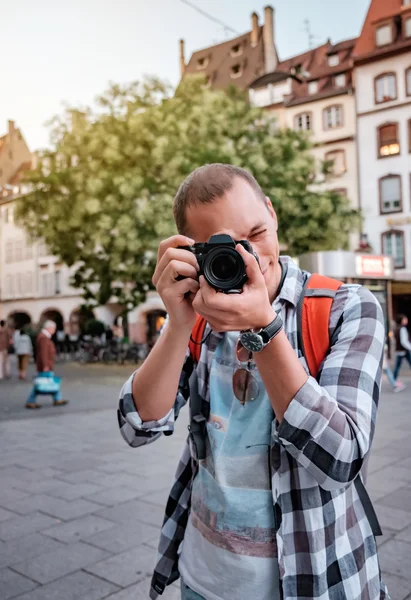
left=157, top=235, right=195, bottom=263
left=164, top=277, right=199, bottom=300
left=153, top=249, right=199, bottom=286
left=236, top=244, right=263, bottom=285
left=157, top=261, right=198, bottom=290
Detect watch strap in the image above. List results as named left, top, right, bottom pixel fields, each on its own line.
left=260, top=314, right=283, bottom=344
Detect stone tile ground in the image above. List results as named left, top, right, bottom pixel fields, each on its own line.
left=0, top=361, right=410, bottom=599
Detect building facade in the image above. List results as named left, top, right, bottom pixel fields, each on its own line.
left=353, top=0, right=411, bottom=321
left=249, top=37, right=360, bottom=249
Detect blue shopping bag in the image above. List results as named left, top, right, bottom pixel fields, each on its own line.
left=34, top=372, right=61, bottom=394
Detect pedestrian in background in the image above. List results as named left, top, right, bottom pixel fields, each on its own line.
left=26, top=320, right=68, bottom=409
left=14, top=326, right=33, bottom=381
left=0, top=320, right=11, bottom=381
left=393, top=314, right=411, bottom=380
left=383, top=341, right=405, bottom=393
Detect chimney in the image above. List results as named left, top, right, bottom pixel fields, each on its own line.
left=263, top=5, right=277, bottom=73
left=8, top=120, right=15, bottom=136
left=250, top=12, right=259, bottom=47
left=179, top=39, right=186, bottom=78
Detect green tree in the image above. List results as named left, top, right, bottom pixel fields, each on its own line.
left=17, top=75, right=359, bottom=308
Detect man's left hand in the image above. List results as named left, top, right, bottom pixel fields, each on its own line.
left=192, top=244, right=276, bottom=332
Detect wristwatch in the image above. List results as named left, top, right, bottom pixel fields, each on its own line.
left=239, top=314, right=283, bottom=353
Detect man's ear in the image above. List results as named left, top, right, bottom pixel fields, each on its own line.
left=265, top=197, right=277, bottom=229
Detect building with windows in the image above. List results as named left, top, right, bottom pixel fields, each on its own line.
left=353, top=0, right=411, bottom=320
left=248, top=36, right=359, bottom=245
left=180, top=7, right=360, bottom=249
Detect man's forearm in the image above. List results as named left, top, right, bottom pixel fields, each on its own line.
left=132, top=323, right=191, bottom=422
left=254, top=328, right=308, bottom=423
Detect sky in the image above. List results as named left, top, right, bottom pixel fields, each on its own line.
left=0, top=0, right=370, bottom=150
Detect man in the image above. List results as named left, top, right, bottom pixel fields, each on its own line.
left=0, top=320, right=11, bottom=380
left=393, top=314, right=411, bottom=380
left=118, top=165, right=388, bottom=599
left=26, top=320, right=68, bottom=408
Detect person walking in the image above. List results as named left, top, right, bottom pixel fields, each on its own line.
left=0, top=320, right=11, bottom=381
left=26, top=320, right=68, bottom=409
left=383, top=341, right=406, bottom=393
left=14, top=326, right=33, bottom=381
left=393, top=314, right=411, bottom=380
left=117, top=164, right=388, bottom=600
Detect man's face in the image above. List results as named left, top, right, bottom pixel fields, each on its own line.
left=47, top=325, right=57, bottom=336
left=185, top=177, right=281, bottom=299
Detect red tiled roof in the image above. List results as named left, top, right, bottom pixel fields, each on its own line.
left=183, top=28, right=266, bottom=90
left=8, top=161, right=32, bottom=185
left=354, top=0, right=405, bottom=57
left=254, top=37, right=356, bottom=106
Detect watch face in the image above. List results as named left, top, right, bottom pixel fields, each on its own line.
left=240, top=332, right=264, bottom=353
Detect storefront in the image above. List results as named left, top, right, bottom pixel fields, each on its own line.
left=298, top=251, right=394, bottom=334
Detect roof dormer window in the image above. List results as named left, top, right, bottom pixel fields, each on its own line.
left=334, top=73, right=346, bottom=88
left=308, top=80, right=318, bottom=95
left=403, top=0, right=411, bottom=6
left=196, top=56, right=209, bottom=70
left=231, top=64, right=243, bottom=79
left=376, top=24, right=392, bottom=47
left=231, top=43, right=243, bottom=57
left=328, top=54, right=339, bottom=67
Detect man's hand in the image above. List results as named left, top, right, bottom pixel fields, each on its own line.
left=192, top=244, right=275, bottom=332
left=152, top=235, right=200, bottom=331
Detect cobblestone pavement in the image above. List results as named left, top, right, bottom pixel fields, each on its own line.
left=0, top=360, right=410, bottom=599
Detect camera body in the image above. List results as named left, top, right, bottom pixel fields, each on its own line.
left=178, top=233, right=259, bottom=293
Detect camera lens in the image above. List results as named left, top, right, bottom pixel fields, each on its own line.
left=210, top=254, right=238, bottom=281
left=203, top=247, right=248, bottom=292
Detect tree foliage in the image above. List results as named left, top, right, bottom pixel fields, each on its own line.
left=17, top=75, right=359, bottom=308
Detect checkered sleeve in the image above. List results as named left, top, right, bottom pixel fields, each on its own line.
left=275, top=285, right=384, bottom=490
left=117, top=349, right=191, bottom=448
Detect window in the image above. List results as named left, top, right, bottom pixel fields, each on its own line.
left=378, top=123, right=400, bottom=157
left=328, top=54, right=339, bottom=67
left=25, top=240, right=33, bottom=260
left=291, top=64, right=302, bottom=75
left=231, top=64, right=242, bottom=78
left=308, top=80, right=318, bottom=95
left=404, top=0, right=411, bottom=6
left=5, top=241, right=13, bottom=263
left=325, top=150, right=346, bottom=177
left=26, top=272, right=33, bottom=294
left=406, top=67, right=411, bottom=96
left=294, top=112, right=312, bottom=132
left=231, top=44, right=242, bottom=57
left=334, top=74, right=346, bottom=88
left=196, top=57, right=208, bottom=70
left=375, top=73, right=397, bottom=103
left=379, top=175, right=402, bottom=213
left=406, top=18, right=411, bottom=37
left=55, top=270, right=61, bottom=295
left=376, top=24, right=392, bottom=47
left=3, top=207, right=13, bottom=224
left=323, top=105, right=343, bottom=129
left=14, top=239, right=23, bottom=262
left=5, top=275, right=12, bottom=298
left=382, top=231, right=405, bottom=268
left=16, top=273, right=23, bottom=297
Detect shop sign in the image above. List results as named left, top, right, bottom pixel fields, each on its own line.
left=355, top=255, right=391, bottom=278
left=386, top=216, right=411, bottom=227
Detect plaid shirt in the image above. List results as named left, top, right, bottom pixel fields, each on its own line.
left=118, top=257, right=389, bottom=600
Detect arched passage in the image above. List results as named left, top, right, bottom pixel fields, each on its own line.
left=40, top=309, right=64, bottom=331
left=69, top=306, right=95, bottom=336
left=146, top=309, right=167, bottom=349
left=7, top=311, right=32, bottom=330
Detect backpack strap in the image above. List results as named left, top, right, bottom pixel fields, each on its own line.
left=297, top=274, right=343, bottom=379
left=297, top=274, right=382, bottom=537
left=189, top=315, right=207, bottom=364
left=188, top=315, right=208, bottom=461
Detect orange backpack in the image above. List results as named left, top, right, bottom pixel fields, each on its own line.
left=187, top=272, right=382, bottom=537
left=189, top=273, right=342, bottom=377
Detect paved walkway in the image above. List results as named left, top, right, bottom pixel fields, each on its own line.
left=0, top=362, right=410, bottom=599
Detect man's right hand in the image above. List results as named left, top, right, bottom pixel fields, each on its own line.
left=152, top=235, right=200, bottom=330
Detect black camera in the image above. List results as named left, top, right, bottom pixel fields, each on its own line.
left=178, top=234, right=259, bottom=293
